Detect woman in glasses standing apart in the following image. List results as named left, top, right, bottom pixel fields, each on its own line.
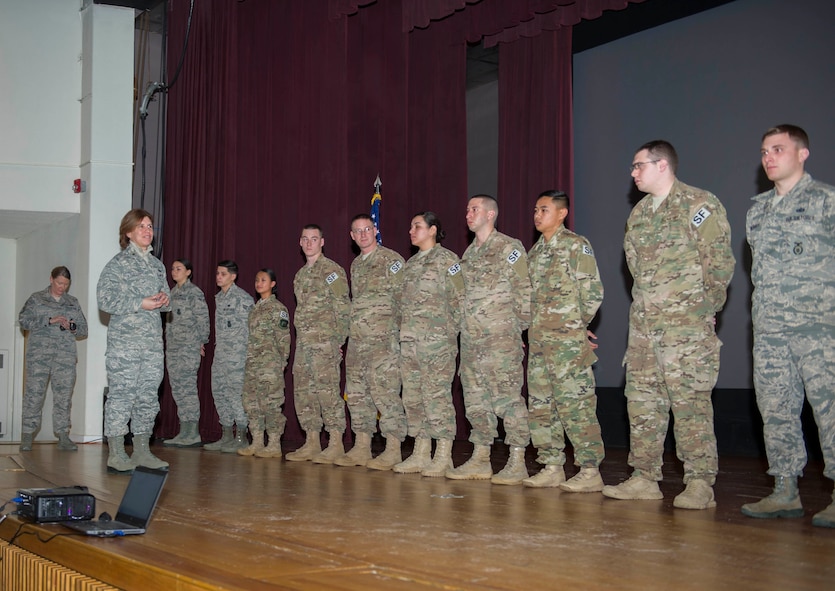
left=97, top=209, right=171, bottom=474
left=18, top=266, right=88, bottom=452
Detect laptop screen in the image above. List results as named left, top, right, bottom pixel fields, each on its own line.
left=115, top=466, right=168, bottom=528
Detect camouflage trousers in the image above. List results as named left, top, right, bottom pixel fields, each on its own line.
left=292, top=338, right=346, bottom=433
left=345, top=337, right=407, bottom=440
left=242, top=363, right=286, bottom=436
left=527, top=349, right=603, bottom=467
left=166, top=341, right=203, bottom=422
left=623, top=322, right=720, bottom=484
left=105, top=345, right=164, bottom=437
left=460, top=333, right=530, bottom=448
left=400, top=338, right=457, bottom=440
left=211, top=347, right=248, bottom=428
left=22, top=352, right=76, bottom=434
left=753, top=327, right=835, bottom=481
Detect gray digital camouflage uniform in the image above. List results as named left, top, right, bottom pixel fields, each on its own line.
left=165, top=280, right=210, bottom=423
left=212, top=283, right=254, bottom=429
left=19, top=287, right=89, bottom=435
left=292, top=255, right=350, bottom=434
left=623, top=179, right=734, bottom=484
left=399, top=245, right=464, bottom=440
left=747, top=172, right=835, bottom=481
left=528, top=225, right=604, bottom=467
left=460, top=230, right=532, bottom=448
left=346, top=245, right=408, bottom=440
left=97, top=242, right=171, bottom=437
left=242, top=295, right=291, bottom=437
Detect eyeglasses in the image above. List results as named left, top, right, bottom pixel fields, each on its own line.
left=136, top=223, right=155, bottom=231
left=629, top=160, right=660, bottom=172
left=351, top=227, right=375, bottom=235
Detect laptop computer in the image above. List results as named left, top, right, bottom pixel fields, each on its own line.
left=64, top=466, right=168, bottom=537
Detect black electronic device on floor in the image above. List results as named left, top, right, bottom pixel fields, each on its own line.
left=17, top=486, right=96, bottom=523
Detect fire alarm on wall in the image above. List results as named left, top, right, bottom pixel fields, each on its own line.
left=72, top=179, right=87, bottom=193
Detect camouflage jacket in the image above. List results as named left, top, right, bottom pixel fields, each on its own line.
left=747, top=172, right=835, bottom=331
left=399, top=244, right=464, bottom=343
left=246, top=295, right=291, bottom=371
left=97, top=242, right=170, bottom=354
left=624, top=179, right=734, bottom=329
left=529, top=226, right=602, bottom=364
left=461, top=230, right=532, bottom=338
left=215, top=283, right=253, bottom=355
left=19, top=286, right=88, bottom=356
left=349, top=245, right=405, bottom=341
left=166, top=280, right=210, bottom=346
left=293, top=255, right=350, bottom=342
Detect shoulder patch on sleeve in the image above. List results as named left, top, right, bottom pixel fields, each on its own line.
left=447, top=263, right=461, bottom=276
left=390, top=261, right=403, bottom=274
left=280, top=310, right=289, bottom=320
left=279, top=309, right=290, bottom=329
left=691, top=205, right=712, bottom=228
left=581, top=244, right=593, bottom=257
left=447, top=262, right=464, bottom=291
left=325, top=272, right=338, bottom=285
left=506, top=248, right=522, bottom=265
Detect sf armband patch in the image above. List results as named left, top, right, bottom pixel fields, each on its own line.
left=691, top=206, right=712, bottom=228
left=507, top=248, right=528, bottom=279
left=326, top=272, right=348, bottom=297
left=390, top=261, right=403, bottom=274
left=279, top=310, right=290, bottom=329
left=578, top=243, right=597, bottom=275
left=582, top=244, right=593, bottom=256
left=447, top=263, right=464, bottom=291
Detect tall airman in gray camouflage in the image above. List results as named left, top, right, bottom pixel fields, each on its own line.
left=393, top=212, right=464, bottom=477
left=205, top=260, right=253, bottom=453
left=446, top=195, right=533, bottom=486
left=164, top=258, right=210, bottom=447
left=524, top=191, right=605, bottom=492
left=18, top=266, right=88, bottom=452
left=335, top=214, right=408, bottom=470
left=285, top=224, right=351, bottom=464
left=237, top=268, right=291, bottom=459
left=97, top=209, right=171, bottom=473
left=602, top=141, right=734, bottom=509
left=742, top=124, right=835, bottom=528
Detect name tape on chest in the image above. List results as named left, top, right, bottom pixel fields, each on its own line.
left=325, top=272, right=339, bottom=285
left=390, top=261, right=403, bottom=274
left=448, top=263, right=461, bottom=276
left=691, top=206, right=712, bottom=228
left=506, top=249, right=522, bottom=265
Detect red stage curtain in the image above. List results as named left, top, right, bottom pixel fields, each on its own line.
left=497, top=26, right=574, bottom=244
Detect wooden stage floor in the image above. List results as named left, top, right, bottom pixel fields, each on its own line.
left=1, top=440, right=833, bottom=590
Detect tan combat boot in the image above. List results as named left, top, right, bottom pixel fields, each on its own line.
left=523, top=464, right=565, bottom=488
left=812, top=491, right=835, bottom=528
left=285, top=431, right=322, bottom=462
left=560, top=467, right=604, bottom=493
left=392, top=438, right=432, bottom=474
left=421, top=439, right=453, bottom=478
left=367, top=436, right=402, bottom=471
left=334, top=432, right=372, bottom=467
left=164, top=421, right=202, bottom=447
left=445, top=444, right=492, bottom=480
left=674, top=479, right=716, bottom=509
left=238, top=432, right=265, bottom=457
left=20, top=432, right=34, bottom=452
left=602, top=475, right=663, bottom=500
left=131, top=434, right=169, bottom=470
left=491, top=446, right=528, bottom=485
left=255, top=432, right=283, bottom=458
left=106, top=436, right=136, bottom=474
left=741, top=476, right=803, bottom=518
left=312, top=431, right=345, bottom=464
left=56, top=432, right=78, bottom=451
left=203, top=425, right=234, bottom=451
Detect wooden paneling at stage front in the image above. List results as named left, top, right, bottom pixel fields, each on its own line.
left=0, top=444, right=833, bottom=590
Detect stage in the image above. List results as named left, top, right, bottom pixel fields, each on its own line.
left=1, top=440, right=833, bottom=590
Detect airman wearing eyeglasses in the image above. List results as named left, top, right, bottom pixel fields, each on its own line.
left=602, top=140, right=734, bottom=510
left=286, top=224, right=351, bottom=464
left=333, top=214, right=407, bottom=470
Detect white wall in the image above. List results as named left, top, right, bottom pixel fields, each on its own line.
left=574, top=0, right=835, bottom=388
left=0, top=0, right=135, bottom=442
left=0, top=238, right=16, bottom=441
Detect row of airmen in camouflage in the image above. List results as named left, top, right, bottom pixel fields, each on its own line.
left=160, top=129, right=833, bottom=527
